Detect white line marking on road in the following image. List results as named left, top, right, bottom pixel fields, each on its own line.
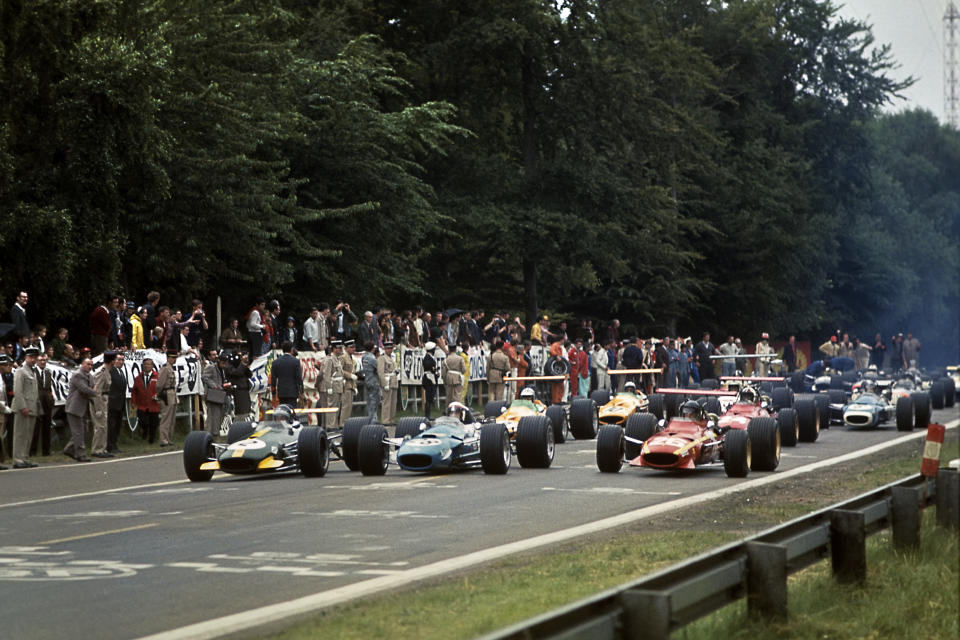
left=542, top=487, right=682, bottom=496
left=139, top=417, right=958, bottom=640
left=40, top=510, right=148, bottom=519
left=356, top=569, right=405, bottom=576
left=0, top=480, right=189, bottom=510
left=0, top=450, right=182, bottom=474
left=292, top=509, right=449, bottom=519
left=321, top=483, right=457, bottom=490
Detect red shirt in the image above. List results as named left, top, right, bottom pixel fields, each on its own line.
left=90, top=305, right=110, bottom=337
left=132, top=370, right=161, bottom=412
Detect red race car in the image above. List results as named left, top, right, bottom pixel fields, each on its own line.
left=595, top=400, right=779, bottom=478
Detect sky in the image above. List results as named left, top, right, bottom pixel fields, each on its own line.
left=835, top=0, right=954, bottom=121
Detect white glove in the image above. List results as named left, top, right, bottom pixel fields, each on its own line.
left=326, top=388, right=333, bottom=395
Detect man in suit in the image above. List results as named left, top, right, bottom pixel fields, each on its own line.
left=156, top=351, right=179, bottom=446
left=107, top=352, right=128, bottom=453
left=90, top=352, right=115, bottom=458
left=378, top=341, right=399, bottom=425
left=271, top=341, right=303, bottom=407
left=361, top=343, right=380, bottom=419
left=443, top=346, right=466, bottom=405
left=11, top=345, right=41, bottom=468
left=487, top=340, right=510, bottom=403
left=10, top=290, right=30, bottom=341
left=202, top=352, right=231, bottom=438
left=30, top=353, right=55, bottom=456
left=321, top=340, right=344, bottom=429
left=339, top=340, right=358, bottom=425
left=64, top=356, right=96, bottom=462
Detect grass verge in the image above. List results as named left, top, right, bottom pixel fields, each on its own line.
left=267, top=435, right=958, bottom=640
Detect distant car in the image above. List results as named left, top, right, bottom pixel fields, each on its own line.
left=595, top=400, right=777, bottom=478
left=831, top=388, right=901, bottom=430
left=354, top=402, right=555, bottom=476
left=568, top=385, right=660, bottom=440
left=870, top=375, right=930, bottom=430
left=484, top=385, right=568, bottom=444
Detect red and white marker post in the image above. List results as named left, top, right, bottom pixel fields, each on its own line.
left=920, top=423, right=946, bottom=502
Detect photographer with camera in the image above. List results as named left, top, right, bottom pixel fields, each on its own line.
left=186, top=299, right=208, bottom=349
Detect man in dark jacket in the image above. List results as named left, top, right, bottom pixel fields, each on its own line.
left=107, top=352, right=128, bottom=453
left=621, top=336, right=642, bottom=388
left=694, top=332, right=719, bottom=380
left=271, top=341, right=303, bottom=407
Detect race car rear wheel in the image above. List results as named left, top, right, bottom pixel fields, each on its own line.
left=590, top=389, right=612, bottom=406
left=226, top=421, right=255, bottom=445
left=930, top=380, right=945, bottom=410
left=569, top=398, right=598, bottom=440
left=545, top=404, right=568, bottom=444
left=480, top=423, right=510, bottom=474
left=624, top=413, right=657, bottom=460
left=596, top=425, right=624, bottom=473
left=944, top=378, right=956, bottom=407
left=814, top=393, right=831, bottom=429
left=395, top=416, right=428, bottom=440
left=828, top=389, right=846, bottom=405
left=701, top=378, right=719, bottom=390
left=895, top=396, right=914, bottom=431
left=664, top=393, right=681, bottom=419
left=357, top=424, right=389, bottom=476
left=795, top=398, right=820, bottom=443
left=747, top=417, right=780, bottom=471
left=183, top=431, right=215, bottom=482
left=789, top=371, right=806, bottom=393
left=646, top=393, right=665, bottom=420
left=777, top=408, right=799, bottom=447
left=911, top=392, right=931, bottom=428
left=341, top=416, right=374, bottom=471
left=516, top=415, right=554, bottom=468
left=702, top=396, right=722, bottom=416
left=484, top=400, right=509, bottom=418
left=723, top=429, right=751, bottom=478
left=771, top=387, right=794, bottom=411
left=298, top=427, right=330, bottom=477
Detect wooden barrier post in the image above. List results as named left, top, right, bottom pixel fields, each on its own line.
left=830, top=509, right=866, bottom=584
left=746, top=541, right=788, bottom=619
left=890, top=486, right=923, bottom=549
left=936, top=469, right=959, bottom=529
left=619, top=589, right=670, bottom=640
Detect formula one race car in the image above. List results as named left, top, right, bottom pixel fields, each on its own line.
left=596, top=400, right=777, bottom=478
left=182, top=405, right=341, bottom=481
left=485, top=381, right=568, bottom=443
left=859, top=375, right=929, bottom=430
left=568, top=381, right=659, bottom=440
left=354, top=401, right=555, bottom=475
left=831, top=382, right=903, bottom=430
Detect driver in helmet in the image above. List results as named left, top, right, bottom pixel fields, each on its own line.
left=272, top=403, right=295, bottom=423
left=679, top=400, right=704, bottom=421
left=737, top=387, right=757, bottom=405
left=519, top=386, right=536, bottom=402
left=861, top=379, right=877, bottom=395
left=623, top=381, right=638, bottom=395
left=445, top=401, right=473, bottom=424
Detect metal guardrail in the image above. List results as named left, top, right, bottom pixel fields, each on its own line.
left=482, top=469, right=960, bottom=640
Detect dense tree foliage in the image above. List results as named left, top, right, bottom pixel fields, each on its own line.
left=0, top=0, right=957, bottom=361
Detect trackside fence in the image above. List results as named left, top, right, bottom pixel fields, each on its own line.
left=481, top=468, right=960, bottom=640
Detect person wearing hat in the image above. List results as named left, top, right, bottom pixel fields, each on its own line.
left=422, top=341, right=438, bottom=419
left=10, top=346, right=41, bottom=467
left=155, top=351, right=179, bottom=446
left=202, top=351, right=232, bottom=438
left=755, top=332, right=775, bottom=377
left=280, top=316, right=298, bottom=348
left=338, top=339, right=358, bottom=426
left=360, top=342, right=381, bottom=419
left=443, top=343, right=467, bottom=405
left=62, top=356, right=95, bottom=462
left=819, top=335, right=840, bottom=359
left=321, top=340, right=344, bottom=429
left=486, top=340, right=510, bottom=403
left=378, top=341, right=399, bottom=425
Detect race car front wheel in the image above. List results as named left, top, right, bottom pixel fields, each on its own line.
left=183, top=431, right=215, bottom=482
left=723, top=430, right=751, bottom=478
left=357, top=424, right=389, bottom=476
left=480, top=423, right=511, bottom=474
left=596, top=425, right=624, bottom=473
left=516, top=415, right=554, bottom=468
left=298, top=427, right=330, bottom=477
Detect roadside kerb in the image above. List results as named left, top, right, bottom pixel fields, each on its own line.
left=139, top=418, right=958, bottom=640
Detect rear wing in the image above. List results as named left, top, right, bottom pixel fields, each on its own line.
left=609, top=368, right=662, bottom=375
left=720, top=376, right=786, bottom=382
left=503, top=375, right=567, bottom=382
left=710, top=353, right=779, bottom=359
left=655, top=388, right=737, bottom=396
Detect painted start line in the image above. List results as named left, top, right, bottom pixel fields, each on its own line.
left=139, top=417, right=959, bottom=640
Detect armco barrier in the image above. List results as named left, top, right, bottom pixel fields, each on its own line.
left=481, top=469, right=959, bottom=640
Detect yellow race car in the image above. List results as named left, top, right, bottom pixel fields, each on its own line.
left=569, top=382, right=664, bottom=439
left=485, top=386, right=569, bottom=444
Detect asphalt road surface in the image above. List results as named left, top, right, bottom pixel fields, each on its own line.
left=2, top=405, right=957, bottom=640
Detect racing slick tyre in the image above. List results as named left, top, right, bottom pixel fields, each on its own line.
left=516, top=415, right=554, bottom=468
left=795, top=398, right=820, bottom=443
left=624, top=413, right=658, bottom=460
left=341, top=416, right=374, bottom=471
left=590, top=389, right=612, bottom=406
left=479, top=423, right=511, bottom=474
left=646, top=393, right=665, bottom=420
left=828, top=389, right=846, bottom=406
left=484, top=400, right=510, bottom=418
left=357, top=424, right=389, bottom=476
left=664, top=393, right=681, bottom=419
left=789, top=372, right=806, bottom=393
left=771, top=387, right=794, bottom=411
left=569, top=398, right=598, bottom=440
left=298, top=427, right=330, bottom=477
left=702, top=396, right=722, bottom=416
left=944, top=378, right=956, bottom=407
left=829, top=375, right=845, bottom=390
left=895, top=396, right=914, bottom=431
left=912, top=392, right=931, bottom=428
left=545, top=404, right=568, bottom=444
left=544, top=356, right=570, bottom=377
left=395, top=416, right=428, bottom=440
left=596, top=425, right=624, bottom=473
left=747, top=417, right=780, bottom=471
left=760, top=382, right=774, bottom=395
left=183, top=431, right=215, bottom=482
left=701, top=378, right=719, bottom=390
left=814, top=393, right=831, bottom=429
left=777, top=408, right=799, bottom=447
left=723, top=429, right=751, bottom=478
left=930, top=380, right=945, bottom=410
left=226, top=421, right=256, bottom=445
